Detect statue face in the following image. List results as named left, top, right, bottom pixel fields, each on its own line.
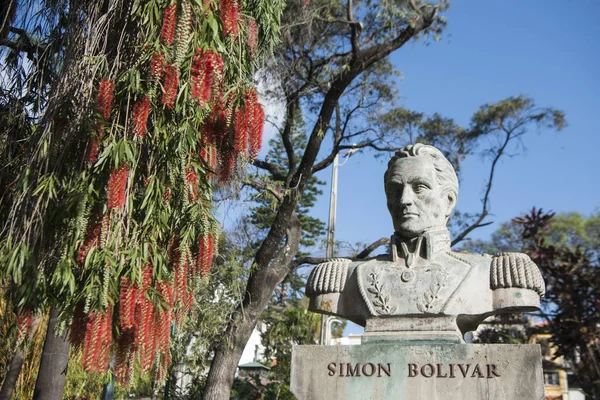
left=385, top=156, right=454, bottom=238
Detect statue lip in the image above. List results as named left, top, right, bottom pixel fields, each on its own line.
left=399, top=211, right=419, bottom=217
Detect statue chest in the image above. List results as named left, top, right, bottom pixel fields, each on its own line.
left=355, top=253, right=476, bottom=316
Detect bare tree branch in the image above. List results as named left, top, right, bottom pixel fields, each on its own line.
left=251, top=159, right=287, bottom=181
left=241, top=180, right=283, bottom=203
left=355, top=237, right=390, bottom=259
left=281, top=98, right=298, bottom=179
left=452, top=125, right=515, bottom=246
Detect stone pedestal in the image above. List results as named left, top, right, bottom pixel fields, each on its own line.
left=290, top=344, right=544, bottom=400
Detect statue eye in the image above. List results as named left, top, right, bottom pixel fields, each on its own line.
left=414, top=183, right=429, bottom=193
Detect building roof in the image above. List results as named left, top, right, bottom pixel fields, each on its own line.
left=238, top=361, right=270, bottom=370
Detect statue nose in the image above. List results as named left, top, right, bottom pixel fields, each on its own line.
left=400, top=186, right=414, bottom=205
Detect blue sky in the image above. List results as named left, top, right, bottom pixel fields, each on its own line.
left=308, top=1, right=600, bottom=248
left=299, top=2, right=600, bottom=335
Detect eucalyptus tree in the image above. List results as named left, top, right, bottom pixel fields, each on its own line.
left=203, top=1, right=566, bottom=397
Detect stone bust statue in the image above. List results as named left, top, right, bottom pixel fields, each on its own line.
left=306, top=144, right=545, bottom=343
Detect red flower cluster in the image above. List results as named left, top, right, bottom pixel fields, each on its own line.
left=246, top=18, right=258, bottom=57
left=160, top=3, right=177, bottom=45
left=190, top=48, right=224, bottom=106
left=114, top=266, right=172, bottom=384
left=197, top=235, right=214, bottom=277
left=248, top=94, right=264, bottom=159
left=162, top=65, right=179, bottom=108
left=82, top=305, right=113, bottom=373
left=234, top=89, right=264, bottom=159
left=133, top=96, right=151, bottom=138
left=139, top=266, right=155, bottom=373
left=107, top=164, right=129, bottom=210
left=200, top=144, right=218, bottom=173
left=220, top=0, right=239, bottom=37
left=119, top=277, right=137, bottom=329
left=97, top=79, right=114, bottom=119
left=150, top=52, right=166, bottom=79
left=186, top=167, right=199, bottom=202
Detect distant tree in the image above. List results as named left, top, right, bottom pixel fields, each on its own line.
left=468, top=210, right=600, bottom=398
left=515, top=209, right=600, bottom=398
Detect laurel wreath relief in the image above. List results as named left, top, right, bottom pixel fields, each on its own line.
left=417, top=264, right=449, bottom=313
left=367, top=271, right=397, bottom=315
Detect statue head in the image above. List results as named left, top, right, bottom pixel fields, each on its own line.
left=384, top=144, right=458, bottom=238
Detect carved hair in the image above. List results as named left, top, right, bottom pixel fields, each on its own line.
left=384, top=143, right=459, bottom=208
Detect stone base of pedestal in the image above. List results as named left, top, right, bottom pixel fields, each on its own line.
left=290, top=344, right=543, bottom=400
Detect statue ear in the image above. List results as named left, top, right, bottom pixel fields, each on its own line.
left=445, top=192, right=457, bottom=217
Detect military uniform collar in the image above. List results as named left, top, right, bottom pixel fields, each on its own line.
left=390, top=228, right=451, bottom=263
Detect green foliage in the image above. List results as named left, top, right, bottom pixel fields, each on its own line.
left=467, top=209, right=600, bottom=397
left=0, top=0, right=285, bottom=392
left=260, top=298, right=321, bottom=382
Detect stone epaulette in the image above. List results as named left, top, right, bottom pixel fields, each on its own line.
left=490, top=252, right=545, bottom=296
left=306, top=258, right=351, bottom=296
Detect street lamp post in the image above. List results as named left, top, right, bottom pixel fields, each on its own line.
left=318, top=148, right=356, bottom=345
left=319, top=153, right=339, bottom=345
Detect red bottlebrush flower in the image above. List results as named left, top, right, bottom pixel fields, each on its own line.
left=246, top=18, right=258, bottom=57
left=190, top=49, right=224, bottom=106
left=156, top=281, right=173, bottom=353
left=160, top=3, right=177, bottom=45
left=220, top=0, right=239, bottom=37
left=85, top=138, right=99, bottom=164
left=78, top=221, right=102, bottom=264
left=82, top=305, right=113, bottom=373
left=133, top=96, right=151, bottom=138
left=82, top=313, right=98, bottom=371
left=174, top=252, right=189, bottom=304
left=139, top=266, right=156, bottom=373
left=197, top=235, right=214, bottom=277
left=97, top=79, right=114, bottom=119
left=150, top=52, right=166, bottom=79
left=107, top=164, right=129, bottom=210
left=186, top=167, right=199, bottom=202
left=249, top=98, right=264, bottom=159
left=98, top=305, right=113, bottom=372
left=119, top=277, right=137, bottom=330
left=162, top=64, right=179, bottom=109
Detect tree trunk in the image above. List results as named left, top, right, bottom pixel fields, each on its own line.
left=33, top=308, right=70, bottom=400
left=202, top=12, right=431, bottom=397
left=0, top=350, right=24, bottom=400
left=203, top=213, right=302, bottom=400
